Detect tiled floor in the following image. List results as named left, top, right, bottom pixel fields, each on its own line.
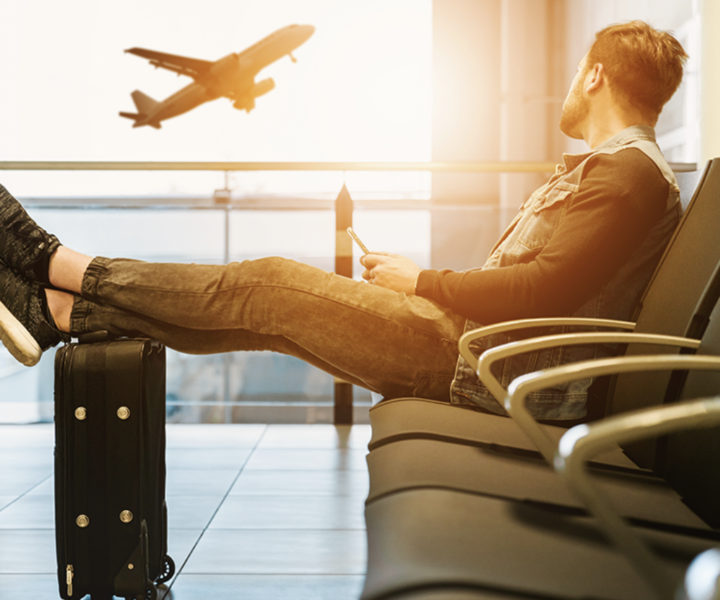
left=0, top=423, right=370, bottom=600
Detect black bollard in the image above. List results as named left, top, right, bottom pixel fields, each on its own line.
left=333, top=184, right=354, bottom=425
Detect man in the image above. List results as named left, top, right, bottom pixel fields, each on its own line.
left=0, top=21, right=688, bottom=420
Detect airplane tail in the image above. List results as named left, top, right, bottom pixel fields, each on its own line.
left=130, top=90, right=159, bottom=114
left=119, top=90, right=162, bottom=128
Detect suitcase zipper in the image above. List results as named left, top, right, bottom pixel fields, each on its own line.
left=57, top=346, right=76, bottom=598
left=66, top=564, right=74, bottom=597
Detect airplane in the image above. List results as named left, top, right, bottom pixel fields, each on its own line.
left=119, top=24, right=315, bottom=129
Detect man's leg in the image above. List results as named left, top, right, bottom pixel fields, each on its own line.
left=0, top=188, right=464, bottom=399
left=49, top=246, right=92, bottom=295
left=70, top=256, right=465, bottom=401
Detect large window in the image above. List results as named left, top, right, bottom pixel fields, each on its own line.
left=0, top=0, right=432, bottom=424
left=0, top=0, right=431, bottom=196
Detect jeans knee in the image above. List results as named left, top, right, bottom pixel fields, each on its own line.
left=241, top=256, right=296, bottom=273
left=237, top=256, right=328, bottom=290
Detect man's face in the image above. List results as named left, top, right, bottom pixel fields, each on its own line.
left=559, top=55, right=590, bottom=139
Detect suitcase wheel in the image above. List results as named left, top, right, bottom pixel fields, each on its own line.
left=155, top=554, right=175, bottom=585
left=127, top=581, right=157, bottom=600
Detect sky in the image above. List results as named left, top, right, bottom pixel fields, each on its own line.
left=0, top=0, right=431, bottom=195
left=0, top=0, right=431, bottom=162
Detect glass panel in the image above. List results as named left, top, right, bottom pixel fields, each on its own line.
left=0, top=204, right=431, bottom=424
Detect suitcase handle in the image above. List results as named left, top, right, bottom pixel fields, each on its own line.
left=75, top=331, right=164, bottom=354
left=77, top=330, right=111, bottom=344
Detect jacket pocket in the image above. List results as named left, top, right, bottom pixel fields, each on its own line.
left=515, top=184, right=574, bottom=252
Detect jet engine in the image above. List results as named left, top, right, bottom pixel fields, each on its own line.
left=233, top=78, right=276, bottom=112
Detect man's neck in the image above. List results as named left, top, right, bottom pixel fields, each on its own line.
left=584, top=121, right=629, bottom=149
left=582, top=107, right=652, bottom=149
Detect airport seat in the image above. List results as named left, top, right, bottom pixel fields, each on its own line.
left=504, top=356, right=720, bottom=598
left=551, top=393, right=720, bottom=599
left=363, top=572, right=719, bottom=600
left=361, top=488, right=717, bottom=600
left=365, top=289, right=720, bottom=522
left=368, top=159, right=720, bottom=457
left=360, top=164, right=720, bottom=600
left=361, top=319, right=720, bottom=600
left=361, top=592, right=533, bottom=600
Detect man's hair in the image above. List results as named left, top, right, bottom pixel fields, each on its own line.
left=586, top=20, right=688, bottom=123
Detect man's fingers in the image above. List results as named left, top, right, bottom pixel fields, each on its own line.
left=361, top=252, right=393, bottom=268
left=360, top=255, right=378, bottom=269
left=362, top=263, right=385, bottom=283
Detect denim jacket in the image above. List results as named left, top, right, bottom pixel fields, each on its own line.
left=450, top=126, right=681, bottom=419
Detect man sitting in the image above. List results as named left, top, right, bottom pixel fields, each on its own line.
left=0, top=21, right=688, bottom=421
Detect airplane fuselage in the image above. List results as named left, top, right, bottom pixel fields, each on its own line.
left=122, top=24, right=314, bottom=128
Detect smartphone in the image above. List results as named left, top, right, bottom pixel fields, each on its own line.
left=346, top=227, right=370, bottom=255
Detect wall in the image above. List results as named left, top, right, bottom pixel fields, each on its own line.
left=700, top=0, right=720, bottom=164
left=430, top=0, right=559, bottom=269
left=428, top=0, right=701, bottom=272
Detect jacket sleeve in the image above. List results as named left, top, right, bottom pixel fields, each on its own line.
left=415, top=149, right=670, bottom=323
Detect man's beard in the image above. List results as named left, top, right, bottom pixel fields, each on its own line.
left=559, top=84, right=589, bottom=139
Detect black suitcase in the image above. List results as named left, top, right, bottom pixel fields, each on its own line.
left=54, top=334, right=174, bottom=600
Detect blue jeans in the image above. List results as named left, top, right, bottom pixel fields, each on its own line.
left=69, top=256, right=466, bottom=402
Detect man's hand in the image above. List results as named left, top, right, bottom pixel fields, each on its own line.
left=360, top=252, right=421, bottom=295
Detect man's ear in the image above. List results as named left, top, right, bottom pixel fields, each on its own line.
left=585, top=63, right=605, bottom=93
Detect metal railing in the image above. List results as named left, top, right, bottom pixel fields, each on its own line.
left=0, top=160, right=697, bottom=174
left=1, top=160, right=566, bottom=172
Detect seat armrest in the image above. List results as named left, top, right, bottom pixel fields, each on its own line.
left=476, top=332, right=700, bottom=410
left=506, top=354, right=720, bottom=463
left=554, top=396, right=720, bottom=600
left=458, top=317, right=636, bottom=370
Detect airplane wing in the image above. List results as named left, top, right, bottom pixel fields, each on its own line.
left=125, top=47, right=213, bottom=80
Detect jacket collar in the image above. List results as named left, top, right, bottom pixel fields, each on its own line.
left=559, top=125, right=657, bottom=173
